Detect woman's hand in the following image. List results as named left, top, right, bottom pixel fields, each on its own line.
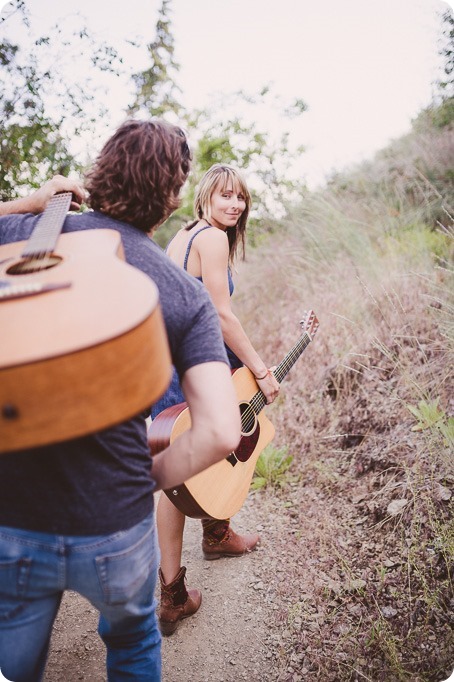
left=255, top=368, right=280, bottom=404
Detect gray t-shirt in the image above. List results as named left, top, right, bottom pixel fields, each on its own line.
left=0, top=210, right=228, bottom=534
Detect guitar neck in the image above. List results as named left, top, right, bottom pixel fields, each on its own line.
left=249, top=331, right=313, bottom=416
left=21, top=192, right=72, bottom=259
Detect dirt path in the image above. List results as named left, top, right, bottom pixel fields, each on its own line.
left=44, top=493, right=276, bottom=681
left=35, top=470, right=454, bottom=682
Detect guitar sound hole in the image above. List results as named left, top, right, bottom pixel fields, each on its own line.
left=7, top=255, right=62, bottom=275
left=239, top=401, right=256, bottom=435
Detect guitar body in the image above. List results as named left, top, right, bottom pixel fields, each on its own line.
left=149, top=310, right=319, bottom=520
left=0, top=229, right=172, bottom=452
left=149, top=366, right=276, bottom=519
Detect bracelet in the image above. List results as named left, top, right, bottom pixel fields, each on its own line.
left=255, top=369, right=270, bottom=381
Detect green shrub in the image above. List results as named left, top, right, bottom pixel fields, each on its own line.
left=251, top=444, right=293, bottom=490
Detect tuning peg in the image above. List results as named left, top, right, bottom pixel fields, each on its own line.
left=299, top=311, right=308, bottom=327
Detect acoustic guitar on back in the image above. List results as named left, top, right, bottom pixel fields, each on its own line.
left=148, top=310, right=319, bottom=520
left=0, top=192, right=171, bottom=453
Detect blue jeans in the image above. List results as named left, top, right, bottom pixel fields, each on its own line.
left=0, top=514, right=161, bottom=682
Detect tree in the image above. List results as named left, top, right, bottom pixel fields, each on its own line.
left=438, top=7, right=454, bottom=97
left=128, top=0, right=182, bottom=118
left=127, top=2, right=308, bottom=245
left=413, top=7, right=454, bottom=132
left=180, top=91, right=308, bottom=224
left=0, top=37, right=76, bottom=200
left=0, top=0, right=123, bottom=199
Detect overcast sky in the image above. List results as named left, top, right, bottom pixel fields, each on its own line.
left=1, top=0, right=452, bottom=187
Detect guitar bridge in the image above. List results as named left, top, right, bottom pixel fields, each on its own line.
left=226, top=452, right=238, bottom=467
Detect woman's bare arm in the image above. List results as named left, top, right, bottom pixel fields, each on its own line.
left=196, top=229, right=280, bottom=403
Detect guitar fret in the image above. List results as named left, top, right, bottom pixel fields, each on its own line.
left=249, top=332, right=313, bottom=415
left=274, top=335, right=310, bottom=383
left=21, top=193, right=72, bottom=258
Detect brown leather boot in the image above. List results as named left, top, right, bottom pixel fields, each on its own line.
left=201, top=519, right=260, bottom=560
left=158, top=566, right=202, bottom=636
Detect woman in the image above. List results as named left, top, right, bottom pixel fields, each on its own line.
left=153, top=164, right=280, bottom=636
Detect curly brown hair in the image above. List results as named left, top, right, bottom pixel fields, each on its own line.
left=85, top=119, right=191, bottom=232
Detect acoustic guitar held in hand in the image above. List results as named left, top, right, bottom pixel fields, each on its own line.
left=0, top=192, right=171, bottom=453
left=148, top=310, right=319, bottom=520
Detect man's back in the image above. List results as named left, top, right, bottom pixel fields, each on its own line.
left=0, top=209, right=227, bottom=536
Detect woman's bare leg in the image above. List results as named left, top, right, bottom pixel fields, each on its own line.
left=156, top=492, right=186, bottom=583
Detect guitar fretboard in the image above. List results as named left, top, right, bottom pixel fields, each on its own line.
left=245, top=331, right=313, bottom=424
left=21, top=192, right=72, bottom=259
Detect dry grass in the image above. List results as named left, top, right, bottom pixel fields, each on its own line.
left=233, top=115, right=453, bottom=680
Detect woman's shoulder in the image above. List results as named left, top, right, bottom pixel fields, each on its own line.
left=194, top=226, right=229, bottom=261
left=193, top=223, right=228, bottom=244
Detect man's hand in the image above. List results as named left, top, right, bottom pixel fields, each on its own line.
left=0, top=175, right=86, bottom=217
left=25, top=175, right=86, bottom=212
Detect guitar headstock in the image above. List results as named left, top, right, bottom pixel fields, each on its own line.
left=300, top=310, right=319, bottom=339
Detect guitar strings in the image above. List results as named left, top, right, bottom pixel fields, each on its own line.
left=241, top=334, right=313, bottom=433
left=21, top=193, right=72, bottom=271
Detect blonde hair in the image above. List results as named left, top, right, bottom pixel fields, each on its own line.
left=189, top=164, right=251, bottom=263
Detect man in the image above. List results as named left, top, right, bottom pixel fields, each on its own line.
left=0, top=119, right=241, bottom=682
